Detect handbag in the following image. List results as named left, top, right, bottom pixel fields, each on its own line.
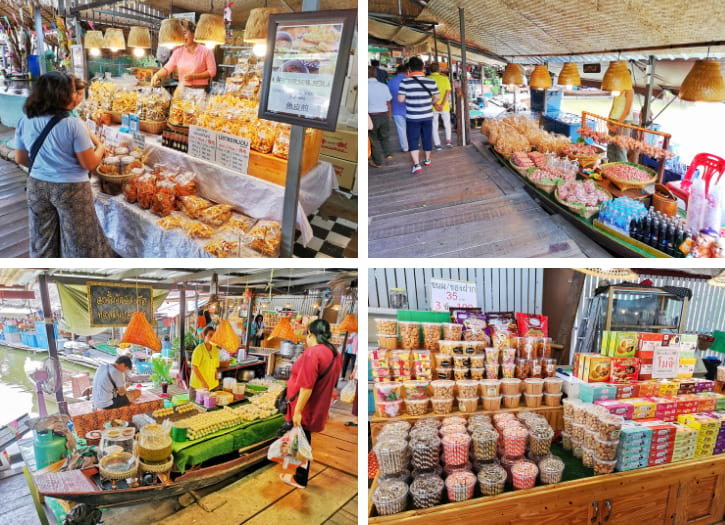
left=27, top=112, right=69, bottom=175
left=276, top=346, right=337, bottom=416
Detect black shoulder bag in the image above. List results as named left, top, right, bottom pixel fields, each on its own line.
left=412, top=76, right=436, bottom=105
left=275, top=346, right=337, bottom=417
left=27, top=112, right=69, bottom=175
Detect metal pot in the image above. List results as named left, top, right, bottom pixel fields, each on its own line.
left=240, top=370, right=256, bottom=381
left=279, top=341, right=295, bottom=358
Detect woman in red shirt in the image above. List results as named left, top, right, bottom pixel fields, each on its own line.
left=280, top=319, right=342, bottom=489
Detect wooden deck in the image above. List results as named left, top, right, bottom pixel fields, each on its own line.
left=0, top=124, right=28, bottom=259
left=368, top=131, right=613, bottom=258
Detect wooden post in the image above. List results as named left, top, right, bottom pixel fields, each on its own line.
left=641, top=55, right=656, bottom=128
left=37, top=273, right=66, bottom=416
left=458, top=7, right=470, bottom=146
left=245, top=292, right=255, bottom=348
left=178, top=283, right=186, bottom=386
left=432, top=25, right=438, bottom=63
left=447, top=40, right=454, bottom=119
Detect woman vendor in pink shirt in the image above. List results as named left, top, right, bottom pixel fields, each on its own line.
left=151, top=20, right=217, bottom=92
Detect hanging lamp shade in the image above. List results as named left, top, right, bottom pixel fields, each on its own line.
left=83, top=30, right=104, bottom=50
left=529, top=64, right=552, bottom=90
left=210, top=319, right=241, bottom=353
left=557, top=62, right=581, bottom=87
left=121, top=312, right=161, bottom=352
left=574, top=268, right=639, bottom=281
left=102, top=28, right=126, bottom=51
left=127, top=26, right=151, bottom=48
left=244, top=7, right=284, bottom=44
left=159, top=18, right=185, bottom=49
left=338, top=313, right=358, bottom=333
left=501, top=63, right=523, bottom=86
left=268, top=317, right=297, bottom=342
left=679, top=59, right=725, bottom=103
left=195, top=14, right=226, bottom=47
left=601, top=60, right=632, bottom=93
left=708, top=270, right=725, bottom=287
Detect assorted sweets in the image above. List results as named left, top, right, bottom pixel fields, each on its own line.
left=371, top=412, right=562, bottom=515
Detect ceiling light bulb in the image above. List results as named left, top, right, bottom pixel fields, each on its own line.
left=252, top=43, right=267, bottom=57
left=565, top=84, right=573, bottom=90
left=611, top=90, right=621, bottom=97
left=204, top=42, right=217, bottom=49
left=90, top=48, right=101, bottom=57
left=133, top=47, right=145, bottom=57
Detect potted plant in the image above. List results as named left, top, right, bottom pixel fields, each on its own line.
left=150, top=356, right=173, bottom=394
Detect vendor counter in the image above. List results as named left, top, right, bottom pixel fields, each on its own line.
left=93, top=129, right=337, bottom=256
left=69, top=391, right=164, bottom=438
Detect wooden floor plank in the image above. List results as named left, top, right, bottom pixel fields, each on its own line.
left=369, top=132, right=614, bottom=258
left=309, top=432, right=357, bottom=476
left=245, top=467, right=357, bottom=525
left=323, top=495, right=358, bottom=525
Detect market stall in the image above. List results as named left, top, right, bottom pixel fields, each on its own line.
left=367, top=267, right=725, bottom=522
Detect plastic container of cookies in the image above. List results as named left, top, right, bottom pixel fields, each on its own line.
left=538, top=455, right=565, bottom=484
left=457, top=397, right=479, bottom=413
left=410, top=474, right=444, bottom=509
left=430, top=397, right=454, bottom=414
left=442, top=323, right=463, bottom=341
left=410, top=434, right=441, bottom=471
left=377, top=334, right=398, bottom=350
left=399, top=321, right=421, bottom=350
left=511, top=461, right=538, bottom=490
left=430, top=380, right=455, bottom=398
left=375, top=318, right=398, bottom=335
left=477, top=463, right=507, bottom=496
left=502, top=394, right=521, bottom=408
left=456, top=380, right=479, bottom=398
left=404, top=398, right=430, bottom=417
left=372, top=479, right=408, bottom=515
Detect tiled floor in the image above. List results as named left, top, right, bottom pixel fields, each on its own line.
left=294, top=190, right=358, bottom=258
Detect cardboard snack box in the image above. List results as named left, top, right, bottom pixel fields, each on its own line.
left=610, top=357, right=640, bottom=382
left=611, top=332, right=638, bottom=358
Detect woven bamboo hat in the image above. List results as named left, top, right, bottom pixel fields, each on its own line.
left=679, top=59, right=725, bottom=102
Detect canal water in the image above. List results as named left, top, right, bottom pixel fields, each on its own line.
left=0, top=345, right=92, bottom=420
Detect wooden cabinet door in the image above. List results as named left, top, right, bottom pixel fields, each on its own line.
left=675, top=469, right=725, bottom=525
left=597, top=482, right=678, bottom=525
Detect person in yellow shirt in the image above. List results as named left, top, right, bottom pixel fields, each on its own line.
left=429, top=63, right=453, bottom=150
left=189, top=325, right=219, bottom=402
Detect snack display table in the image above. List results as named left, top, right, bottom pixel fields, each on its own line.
left=68, top=392, right=164, bottom=438
left=172, top=413, right=284, bottom=473
left=369, top=447, right=725, bottom=524
left=93, top=129, right=338, bottom=253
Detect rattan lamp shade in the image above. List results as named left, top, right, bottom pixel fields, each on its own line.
left=244, top=7, right=284, bottom=44
left=84, top=30, right=104, bottom=50
left=679, top=59, right=725, bottom=102
left=338, top=313, right=358, bottom=333
left=195, top=14, right=225, bottom=47
left=557, top=62, right=581, bottom=87
left=529, top=64, right=552, bottom=89
left=708, top=271, right=725, bottom=287
left=601, top=61, right=632, bottom=93
left=574, top=268, right=639, bottom=281
left=121, top=312, right=161, bottom=352
left=159, top=18, right=184, bottom=49
left=502, top=63, right=523, bottom=86
left=102, top=28, right=126, bottom=51
left=268, top=317, right=297, bottom=342
left=210, top=319, right=241, bottom=353
left=128, top=26, right=151, bottom=48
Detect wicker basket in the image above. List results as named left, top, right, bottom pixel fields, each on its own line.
left=555, top=184, right=611, bottom=220
left=96, top=167, right=133, bottom=196
left=652, top=183, right=678, bottom=216
left=526, top=167, right=558, bottom=194
left=567, top=151, right=605, bottom=170
left=140, top=119, right=166, bottom=134
left=509, top=157, right=531, bottom=176
left=166, top=121, right=189, bottom=133
left=599, top=162, right=657, bottom=191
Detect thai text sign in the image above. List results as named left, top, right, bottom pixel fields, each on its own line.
left=430, top=278, right=478, bottom=312
left=87, top=282, right=153, bottom=327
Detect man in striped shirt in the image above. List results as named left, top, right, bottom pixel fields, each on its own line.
left=397, top=57, right=440, bottom=174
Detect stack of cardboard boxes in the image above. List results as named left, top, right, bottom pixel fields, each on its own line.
left=321, top=126, right=358, bottom=192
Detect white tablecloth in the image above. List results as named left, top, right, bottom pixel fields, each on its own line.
left=93, top=181, right=262, bottom=258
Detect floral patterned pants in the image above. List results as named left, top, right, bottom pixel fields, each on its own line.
left=27, top=177, right=113, bottom=258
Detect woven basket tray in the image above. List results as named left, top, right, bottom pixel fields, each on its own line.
left=140, top=119, right=166, bottom=134
left=599, top=162, right=657, bottom=191
left=509, top=156, right=532, bottom=176
left=555, top=183, right=612, bottom=220
left=108, top=111, right=123, bottom=124
left=526, top=167, right=558, bottom=194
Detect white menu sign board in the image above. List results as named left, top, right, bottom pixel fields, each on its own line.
left=188, top=126, right=250, bottom=174
left=430, top=278, right=478, bottom=312
left=652, top=346, right=679, bottom=379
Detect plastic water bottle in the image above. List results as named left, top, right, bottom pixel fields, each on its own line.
left=687, top=177, right=706, bottom=233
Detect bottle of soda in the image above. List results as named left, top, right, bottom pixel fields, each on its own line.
left=659, top=221, right=670, bottom=254
left=629, top=216, right=639, bottom=240
left=650, top=217, right=660, bottom=247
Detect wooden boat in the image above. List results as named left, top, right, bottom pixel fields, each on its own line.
left=30, top=438, right=273, bottom=508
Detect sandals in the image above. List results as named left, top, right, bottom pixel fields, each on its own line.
left=280, top=473, right=306, bottom=489
left=369, top=161, right=382, bottom=168
left=344, top=421, right=358, bottom=427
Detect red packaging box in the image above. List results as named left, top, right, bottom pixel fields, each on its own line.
left=612, top=383, right=639, bottom=399
left=637, top=333, right=664, bottom=353
left=697, top=397, right=718, bottom=412
left=638, top=381, right=660, bottom=397
left=640, top=422, right=677, bottom=437
left=610, top=357, right=641, bottom=382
